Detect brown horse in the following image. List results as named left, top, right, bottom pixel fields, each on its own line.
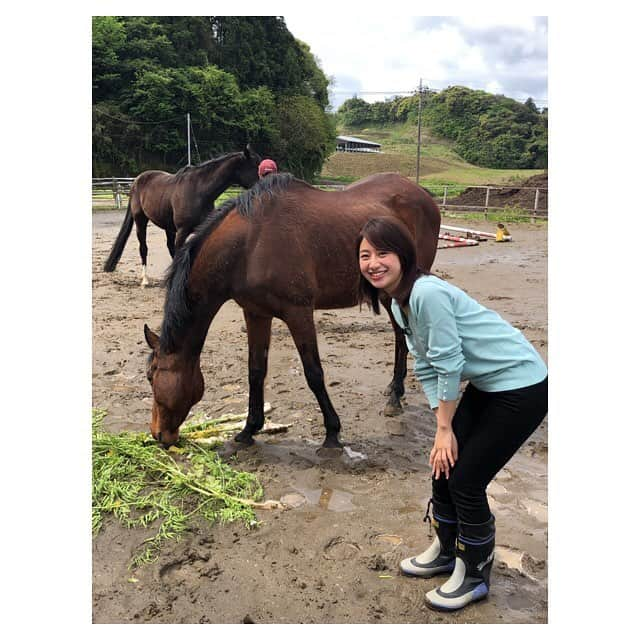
left=103, top=145, right=262, bottom=286
left=143, top=172, right=441, bottom=448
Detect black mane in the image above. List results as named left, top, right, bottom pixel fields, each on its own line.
left=159, top=172, right=297, bottom=352
left=174, top=151, right=241, bottom=177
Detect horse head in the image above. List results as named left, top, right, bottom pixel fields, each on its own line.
left=233, top=144, right=262, bottom=189
left=143, top=324, right=204, bottom=447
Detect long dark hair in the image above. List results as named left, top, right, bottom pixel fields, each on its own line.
left=356, top=217, right=425, bottom=314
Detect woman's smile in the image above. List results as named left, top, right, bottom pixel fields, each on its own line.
left=359, top=238, right=403, bottom=295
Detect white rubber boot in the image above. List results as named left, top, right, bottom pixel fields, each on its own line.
left=425, top=516, right=495, bottom=611
left=400, top=499, right=457, bottom=578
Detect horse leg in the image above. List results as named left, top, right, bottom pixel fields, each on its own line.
left=234, top=312, right=273, bottom=445
left=382, top=304, right=408, bottom=417
left=282, top=307, right=342, bottom=448
left=134, top=216, right=150, bottom=287
left=165, top=228, right=176, bottom=259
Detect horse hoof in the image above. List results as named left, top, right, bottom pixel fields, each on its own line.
left=319, top=436, right=343, bottom=450
left=234, top=431, right=256, bottom=446
left=316, top=446, right=343, bottom=459
left=383, top=401, right=403, bottom=417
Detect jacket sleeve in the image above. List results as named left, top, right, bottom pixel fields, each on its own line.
left=413, top=355, right=440, bottom=409
left=414, top=285, right=464, bottom=407
left=391, top=301, right=441, bottom=409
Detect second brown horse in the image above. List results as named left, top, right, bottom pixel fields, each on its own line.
left=103, top=145, right=262, bottom=286
left=144, top=172, right=441, bottom=448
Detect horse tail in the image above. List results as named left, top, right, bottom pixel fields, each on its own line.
left=103, top=199, right=134, bottom=272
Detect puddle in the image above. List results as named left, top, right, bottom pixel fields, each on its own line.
left=397, top=504, right=423, bottom=515
left=488, top=481, right=509, bottom=498
left=374, top=534, right=403, bottom=546
left=280, top=493, right=306, bottom=509
left=292, top=485, right=356, bottom=512
left=518, top=498, right=547, bottom=523
left=495, top=546, right=538, bottom=582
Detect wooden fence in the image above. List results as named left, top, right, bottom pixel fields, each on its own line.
left=319, top=183, right=548, bottom=221
left=436, top=185, right=547, bottom=221
left=92, top=178, right=548, bottom=221
left=92, top=178, right=135, bottom=209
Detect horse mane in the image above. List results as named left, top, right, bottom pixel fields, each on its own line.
left=160, top=172, right=298, bottom=352
left=174, top=151, right=241, bottom=177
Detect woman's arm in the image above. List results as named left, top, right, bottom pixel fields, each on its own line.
left=430, top=400, right=459, bottom=480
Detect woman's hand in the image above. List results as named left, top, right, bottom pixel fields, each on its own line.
left=429, top=426, right=459, bottom=480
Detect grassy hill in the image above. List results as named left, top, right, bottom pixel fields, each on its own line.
left=321, top=121, right=545, bottom=188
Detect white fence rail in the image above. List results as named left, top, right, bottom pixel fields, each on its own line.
left=92, top=178, right=548, bottom=220
left=318, top=182, right=548, bottom=220
left=92, top=178, right=135, bottom=209
left=437, top=185, right=547, bottom=220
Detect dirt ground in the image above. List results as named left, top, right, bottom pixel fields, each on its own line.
left=92, top=209, right=548, bottom=624
left=446, top=173, right=548, bottom=210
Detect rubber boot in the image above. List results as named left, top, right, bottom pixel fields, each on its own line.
left=400, top=499, right=457, bottom=578
left=425, top=516, right=495, bottom=611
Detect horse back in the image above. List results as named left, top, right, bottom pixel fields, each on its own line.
left=130, top=170, right=177, bottom=226
left=238, top=176, right=440, bottom=310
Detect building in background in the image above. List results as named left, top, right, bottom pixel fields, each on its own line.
left=335, top=135, right=381, bottom=153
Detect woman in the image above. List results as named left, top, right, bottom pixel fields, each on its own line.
left=357, top=217, right=548, bottom=612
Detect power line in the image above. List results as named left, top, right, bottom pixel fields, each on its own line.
left=93, top=107, right=185, bottom=125
left=330, top=88, right=548, bottom=104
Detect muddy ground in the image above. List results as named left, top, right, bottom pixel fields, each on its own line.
left=92, top=210, right=548, bottom=624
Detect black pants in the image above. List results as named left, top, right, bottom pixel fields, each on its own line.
left=431, top=377, right=548, bottom=525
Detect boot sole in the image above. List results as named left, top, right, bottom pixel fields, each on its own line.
left=425, top=586, right=488, bottom=612
left=425, top=593, right=487, bottom=612
left=400, top=567, right=454, bottom=579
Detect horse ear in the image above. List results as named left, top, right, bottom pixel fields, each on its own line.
left=244, top=144, right=251, bottom=158
left=144, top=324, right=160, bottom=350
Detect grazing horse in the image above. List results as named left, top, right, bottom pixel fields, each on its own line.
left=143, top=172, right=441, bottom=448
left=103, top=145, right=262, bottom=286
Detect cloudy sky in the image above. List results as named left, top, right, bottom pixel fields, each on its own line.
left=283, top=15, right=548, bottom=111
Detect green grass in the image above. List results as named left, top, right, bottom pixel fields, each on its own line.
left=324, top=122, right=545, bottom=187
left=92, top=408, right=263, bottom=569
left=441, top=208, right=548, bottom=225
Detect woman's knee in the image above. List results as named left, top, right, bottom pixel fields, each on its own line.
left=447, top=472, right=489, bottom=520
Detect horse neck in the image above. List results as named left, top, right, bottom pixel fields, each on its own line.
left=193, top=154, right=240, bottom=201
left=167, top=232, right=240, bottom=360
left=168, top=298, right=224, bottom=365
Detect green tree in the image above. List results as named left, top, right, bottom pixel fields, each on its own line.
left=274, top=95, right=336, bottom=180
left=93, top=16, right=334, bottom=176
left=209, top=16, right=331, bottom=110
left=425, top=86, right=547, bottom=169
left=92, top=16, right=127, bottom=101
left=337, top=97, right=372, bottom=126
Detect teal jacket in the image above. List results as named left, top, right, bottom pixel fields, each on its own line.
left=391, top=275, right=547, bottom=409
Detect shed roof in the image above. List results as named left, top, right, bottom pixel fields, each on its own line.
left=336, top=135, right=381, bottom=147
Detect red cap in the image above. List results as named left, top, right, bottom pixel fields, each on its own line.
left=258, top=159, right=278, bottom=177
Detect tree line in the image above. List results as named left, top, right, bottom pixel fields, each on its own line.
left=337, top=86, right=548, bottom=169
left=92, top=16, right=336, bottom=180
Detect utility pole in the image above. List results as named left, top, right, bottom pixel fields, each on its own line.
left=187, top=113, right=191, bottom=165
left=416, top=78, right=423, bottom=185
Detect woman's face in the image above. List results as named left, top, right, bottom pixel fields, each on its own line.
left=359, top=237, right=403, bottom=296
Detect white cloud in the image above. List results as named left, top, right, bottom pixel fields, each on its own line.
left=284, top=15, right=548, bottom=110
